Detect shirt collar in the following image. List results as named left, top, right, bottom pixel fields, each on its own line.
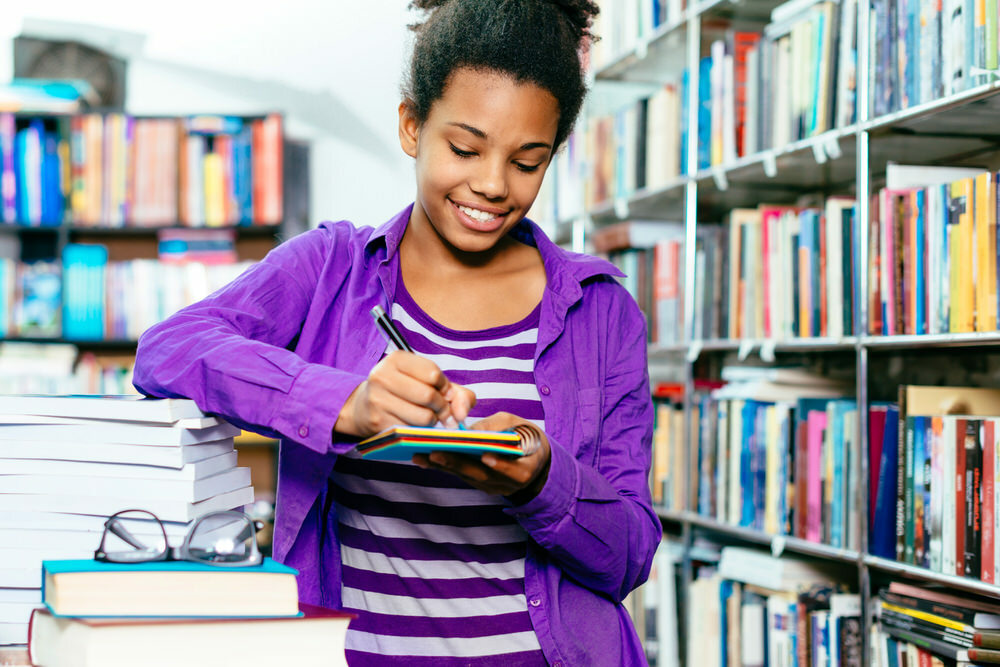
left=365, top=203, right=625, bottom=292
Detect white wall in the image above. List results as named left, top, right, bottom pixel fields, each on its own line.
left=0, top=1, right=420, bottom=228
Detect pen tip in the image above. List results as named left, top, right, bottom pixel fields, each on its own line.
left=370, top=305, right=385, bottom=319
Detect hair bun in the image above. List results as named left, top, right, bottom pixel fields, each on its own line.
left=544, top=0, right=600, bottom=40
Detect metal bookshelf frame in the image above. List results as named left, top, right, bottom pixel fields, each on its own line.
left=585, top=0, right=1000, bottom=664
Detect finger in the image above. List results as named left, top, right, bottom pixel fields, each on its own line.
left=392, top=352, right=451, bottom=392
left=427, top=452, right=492, bottom=483
left=368, top=392, right=439, bottom=430
left=444, top=385, right=477, bottom=423
left=480, top=453, right=534, bottom=484
left=469, top=412, right=518, bottom=432
left=373, top=369, right=449, bottom=416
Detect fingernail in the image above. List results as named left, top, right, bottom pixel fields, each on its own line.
left=430, top=453, right=446, bottom=465
left=444, top=416, right=458, bottom=429
left=482, top=455, right=497, bottom=467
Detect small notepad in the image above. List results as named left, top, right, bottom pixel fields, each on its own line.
left=355, top=426, right=525, bottom=461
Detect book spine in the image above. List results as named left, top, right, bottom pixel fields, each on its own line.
left=983, top=418, right=996, bottom=583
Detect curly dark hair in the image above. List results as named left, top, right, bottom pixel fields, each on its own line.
left=403, top=0, right=599, bottom=151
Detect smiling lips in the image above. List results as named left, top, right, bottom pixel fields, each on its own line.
left=451, top=200, right=509, bottom=231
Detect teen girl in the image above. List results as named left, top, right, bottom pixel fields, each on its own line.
left=134, top=1, right=662, bottom=664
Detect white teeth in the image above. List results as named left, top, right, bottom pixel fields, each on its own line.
left=457, top=204, right=498, bottom=223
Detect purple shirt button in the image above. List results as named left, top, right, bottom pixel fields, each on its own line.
left=298, top=425, right=309, bottom=438
left=529, top=598, right=541, bottom=607
left=540, top=385, right=551, bottom=395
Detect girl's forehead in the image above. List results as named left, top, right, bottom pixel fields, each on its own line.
left=431, top=68, right=560, bottom=132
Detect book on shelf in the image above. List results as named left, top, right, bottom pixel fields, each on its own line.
left=689, top=551, right=859, bottom=667
left=875, top=385, right=1000, bottom=582
left=42, top=558, right=299, bottom=618
left=873, top=584, right=1000, bottom=664
left=665, top=367, right=858, bottom=549
left=867, top=166, right=1000, bottom=337
left=27, top=603, right=352, bottom=667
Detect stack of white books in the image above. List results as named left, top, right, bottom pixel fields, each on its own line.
left=0, top=395, right=253, bottom=646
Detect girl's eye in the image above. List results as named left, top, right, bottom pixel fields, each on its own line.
left=449, top=144, right=476, bottom=158
left=515, top=162, right=542, bottom=173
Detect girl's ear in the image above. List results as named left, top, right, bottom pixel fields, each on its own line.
left=398, top=102, right=420, bottom=158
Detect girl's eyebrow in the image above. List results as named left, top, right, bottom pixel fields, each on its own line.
left=448, top=122, right=552, bottom=151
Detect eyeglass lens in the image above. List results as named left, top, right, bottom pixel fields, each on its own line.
left=186, top=513, right=256, bottom=564
left=101, top=510, right=168, bottom=562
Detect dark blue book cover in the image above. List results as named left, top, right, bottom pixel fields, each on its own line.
left=740, top=399, right=758, bottom=528
left=872, top=406, right=900, bottom=559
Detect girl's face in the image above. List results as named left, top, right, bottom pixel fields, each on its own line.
left=399, top=67, right=560, bottom=255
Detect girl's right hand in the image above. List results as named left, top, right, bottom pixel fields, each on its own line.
left=334, top=350, right=476, bottom=438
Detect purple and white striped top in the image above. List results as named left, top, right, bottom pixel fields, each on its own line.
left=330, top=280, right=547, bottom=666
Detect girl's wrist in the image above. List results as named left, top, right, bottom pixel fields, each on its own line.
left=505, top=450, right=551, bottom=506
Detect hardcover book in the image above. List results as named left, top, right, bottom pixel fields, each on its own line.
left=42, top=558, right=299, bottom=618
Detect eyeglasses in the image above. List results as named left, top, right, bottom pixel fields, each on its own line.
left=94, top=509, right=264, bottom=567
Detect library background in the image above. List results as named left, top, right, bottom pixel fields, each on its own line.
left=2, top=0, right=1000, bottom=664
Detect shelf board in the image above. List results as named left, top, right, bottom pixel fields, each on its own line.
left=588, top=177, right=690, bottom=224
left=0, top=224, right=282, bottom=236
left=0, top=337, right=138, bottom=348
left=593, top=18, right=688, bottom=83
left=864, top=556, right=1000, bottom=598
left=688, top=337, right=859, bottom=355
left=672, top=510, right=861, bottom=563
left=862, top=332, right=1000, bottom=349
left=864, top=80, right=1000, bottom=135
left=694, top=128, right=858, bottom=215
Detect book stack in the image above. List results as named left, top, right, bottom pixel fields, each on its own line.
left=873, top=582, right=1000, bottom=665
left=28, top=557, right=351, bottom=666
left=688, top=546, right=861, bottom=667
left=0, top=395, right=253, bottom=647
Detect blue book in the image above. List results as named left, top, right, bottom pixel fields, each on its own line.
left=680, top=68, right=689, bottom=175
left=42, top=557, right=300, bottom=618
left=914, top=190, right=926, bottom=335
left=871, top=406, right=900, bottom=559
left=62, top=243, right=108, bottom=340
left=697, top=56, right=712, bottom=171
left=830, top=400, right=854, bottom=549
left=739, top=400, right=759, bottom=528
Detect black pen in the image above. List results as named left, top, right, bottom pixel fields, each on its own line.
left=370, top=305, right=414, bottom=353
left=370, top=305, right=466, bottom=428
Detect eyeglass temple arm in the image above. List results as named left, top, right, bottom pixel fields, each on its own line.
left=108, top=521, right=150, bottom=550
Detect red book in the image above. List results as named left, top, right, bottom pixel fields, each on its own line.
left=795, top=420, right=810, bottom=539
left=868, top=193, right=883, bottom=334
left=869, top=406, right=889, bottom=524
left=983, top=419, right=996, bottom=583
left=957, top=417, right=967, bottom=576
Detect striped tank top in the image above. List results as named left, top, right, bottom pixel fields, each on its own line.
left=330, top=280, right=548, bottom=666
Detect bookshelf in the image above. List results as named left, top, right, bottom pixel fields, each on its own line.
left=538, top=0, right=1000, bottom=663
left=0, top=110, right=301, bottom=358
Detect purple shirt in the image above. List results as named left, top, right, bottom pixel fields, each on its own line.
left=133, top=204, right=661, bottom=666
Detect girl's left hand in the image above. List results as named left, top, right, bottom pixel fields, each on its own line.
left=412, top=411, right=551, bottom=501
